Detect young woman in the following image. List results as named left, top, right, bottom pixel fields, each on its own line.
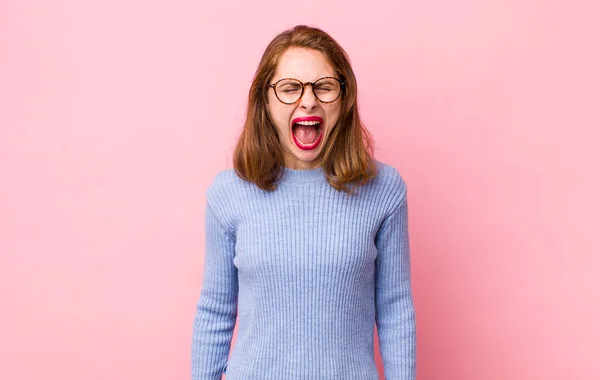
left=192, top=25, right=416, bottom=380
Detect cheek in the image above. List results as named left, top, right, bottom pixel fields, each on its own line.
left=325, top=104, right=342, bottom=125
left=270, top=104, right=292, bottom=126
left=267, top=105, right=291, bottom=135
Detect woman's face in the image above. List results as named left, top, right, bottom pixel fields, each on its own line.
left=267, top=47, right=342, bottom=170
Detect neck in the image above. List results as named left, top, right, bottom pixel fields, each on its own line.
left=279, top=165, right=326, bottom=183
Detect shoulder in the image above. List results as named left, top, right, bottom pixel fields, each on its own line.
left=373, top=159, right=407, bottom=197
left=206, top=167, right=254, bottom=206
left=205, top=168, right=246, bottom=231
left=368, top=159, right=408, bottom=214
left=206, top=168, right=239, bottom=199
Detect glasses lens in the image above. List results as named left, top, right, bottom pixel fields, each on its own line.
left=275, top=79, right=303, bottom=103
left=313, top=78, right=341, bottom=103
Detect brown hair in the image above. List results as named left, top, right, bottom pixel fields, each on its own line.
left=233, top=25, right=377, bottom=195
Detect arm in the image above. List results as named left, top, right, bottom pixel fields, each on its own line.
left=191, top=200, right=238, bottom=380
left=374, top=192, right=416, bottom=380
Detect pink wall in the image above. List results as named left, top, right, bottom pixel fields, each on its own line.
left=1, top=1, right=598, bottom=379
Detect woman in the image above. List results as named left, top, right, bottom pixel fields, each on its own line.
left=192, top=25, right=416, bottom=380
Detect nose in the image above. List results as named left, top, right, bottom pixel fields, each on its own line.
left=299, top=83, right=318, bottom=110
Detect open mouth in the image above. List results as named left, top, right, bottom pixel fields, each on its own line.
left=291, top=118, right=323, bottom=150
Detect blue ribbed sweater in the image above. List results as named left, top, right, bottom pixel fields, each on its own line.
left=191, top=160, right=416, bottom=380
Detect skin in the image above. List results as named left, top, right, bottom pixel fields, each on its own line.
left=267, top=47, right=342, bottom=170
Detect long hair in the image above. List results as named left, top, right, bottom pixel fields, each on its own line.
left=233, top=25, right=378, bottom=195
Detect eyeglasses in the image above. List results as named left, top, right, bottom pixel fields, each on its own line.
left=268, top=76, right=345, bottom=105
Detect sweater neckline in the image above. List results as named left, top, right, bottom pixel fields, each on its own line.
left=279, top=165, right=326, bottom=183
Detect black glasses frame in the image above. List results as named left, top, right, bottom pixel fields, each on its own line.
left=268, top=76, right=346, bottom=105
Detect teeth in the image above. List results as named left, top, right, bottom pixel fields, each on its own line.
left=294, top=120, right=321, bottom=126
left=297, top=140, right=314, bottom=146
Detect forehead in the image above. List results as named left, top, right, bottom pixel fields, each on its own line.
left=273, top=47, right=335, bottom=82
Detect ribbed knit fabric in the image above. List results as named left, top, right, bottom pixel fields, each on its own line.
left=191, top=159, right=416, bottom=380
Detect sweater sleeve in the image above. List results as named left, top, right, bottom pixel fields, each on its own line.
left=374, top=190, right=417, bottom=380
left=191, top=200, right=238, bottom=380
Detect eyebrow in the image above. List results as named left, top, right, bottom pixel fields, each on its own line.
left=272, top=76, right=337, bottom=83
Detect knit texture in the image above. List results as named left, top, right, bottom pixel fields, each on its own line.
left=191, top=160, right=416, bottom=380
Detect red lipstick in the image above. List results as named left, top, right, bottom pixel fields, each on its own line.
left=290, top=116, right=324, bottom=150
left=291, top=115, right=324, bottom=125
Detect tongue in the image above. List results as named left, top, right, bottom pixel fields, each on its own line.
left=293, top=125, right=318, bottom=144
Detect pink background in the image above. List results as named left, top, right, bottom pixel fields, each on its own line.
left=1, top=1, right=599, bottom=379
